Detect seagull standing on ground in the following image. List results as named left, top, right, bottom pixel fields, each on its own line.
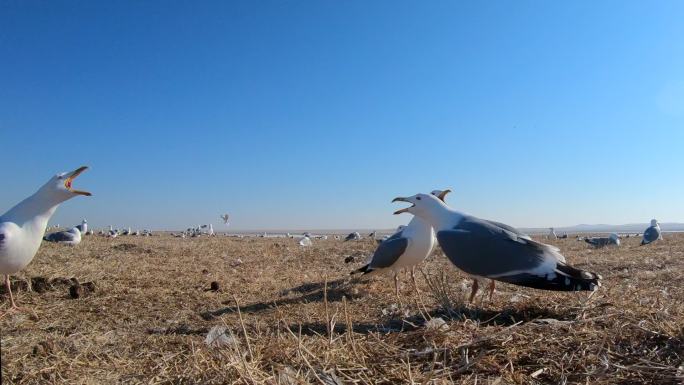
left=391, top=193, right=601, bottom=302
left=641, top=219, right=662, bottom=245
left=44, top=227, right=82, bottom=246
left=584, top=233, right=620, bottom=248
left=298, top=236, right=312, bottom=247
left=344, top=232, right=361, bottom=241
left=548, top=228, right=557, bottom=239
left=0, top=166, right=91, bottom=313
left=352, top=189, right=451, bottom=297
left=76, top=219, right=87, bottom=234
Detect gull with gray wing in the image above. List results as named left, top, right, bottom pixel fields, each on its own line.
left=392, top=193, right=601, bottom=303
left=44, top=226, right=82, bottom=246
left=352, top=189, right=450, bottom=297
left=641, top=219, right=662, bottom=246
left=584, top=233, right=620, bottom=248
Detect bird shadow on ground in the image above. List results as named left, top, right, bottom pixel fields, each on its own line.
left=280, top=305, right=574, bottom=336
left=200, top=278, right=356, bottom=320
left=200, top=277, right=573, bottom=334
left=278, top=278, right=350, bottom=297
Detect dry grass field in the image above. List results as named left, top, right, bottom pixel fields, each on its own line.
left=1, top=233, right=683, bottom=384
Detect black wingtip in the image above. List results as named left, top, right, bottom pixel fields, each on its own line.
left=351, top=264, right=372, bottom=275
left=497, top=264, right=601, bottom=292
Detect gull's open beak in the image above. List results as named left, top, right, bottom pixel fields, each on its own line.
left=392, top=197, right=412, bottom=215
left=65, top=166, right=92, bottom=196
left=437, top=189, right=452, bottom=202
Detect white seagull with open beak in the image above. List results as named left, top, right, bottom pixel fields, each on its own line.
left=352, top=189, right=451, bottom=298
left=0, top=166, right=91, bottom=315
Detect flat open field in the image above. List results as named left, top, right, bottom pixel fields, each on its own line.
left=1, top=233, right=683, bottom=384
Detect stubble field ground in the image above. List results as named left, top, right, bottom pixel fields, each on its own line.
left=1, top=233, right=683, bottom=384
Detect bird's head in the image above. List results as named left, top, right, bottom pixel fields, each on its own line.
left=430, top=189, right=452, bottom=202
left=392, top=193, right=445, bottom=218
left=609, top=233, right=619, bottom=241
left=39, top=166, right=92, bottom=202
left=651, top=219, right=659, bottom=226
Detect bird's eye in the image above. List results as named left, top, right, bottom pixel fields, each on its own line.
left=416, top=197, right=422, bottom=200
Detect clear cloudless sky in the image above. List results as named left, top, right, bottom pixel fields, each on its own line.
left=1, top=1, right=683, bottom=231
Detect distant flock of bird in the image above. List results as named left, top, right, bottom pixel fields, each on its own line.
left=0, top=166, right=667, bottom=314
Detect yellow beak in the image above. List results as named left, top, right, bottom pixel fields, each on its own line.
left=65, top=166, right=92, bottom=196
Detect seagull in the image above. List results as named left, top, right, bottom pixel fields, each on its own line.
left=44, top=226, right=82, bottom=246
left=548, top=227, right=557, bottom=239
left=106, top=225, right=118, bottom=238
left=298, top=236, right=312, bottom=247
left=344, top=232, right=361, bottom=242
left=75, top=219, right=87, bottom=234
left=0, top=166, right=91, bottom=313
left=352, top=189, right=450, bottom=297
left=220, top=214, right=230, bottom=225
left=641, top=219, right=662, bottom=245
left=584, top=233, right=620, bottom=248
left=391, top=193, right=601, bottom=302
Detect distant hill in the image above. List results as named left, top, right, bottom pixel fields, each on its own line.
left=520, top=223, right=684, bottom=234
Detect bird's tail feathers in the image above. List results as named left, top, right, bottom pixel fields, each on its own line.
left=497, top=264, right=601, bottom=292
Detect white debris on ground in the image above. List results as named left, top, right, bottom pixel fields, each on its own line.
left=424, top=317, right=450, bottom=332
left=205, top=326, right=239, bottom=349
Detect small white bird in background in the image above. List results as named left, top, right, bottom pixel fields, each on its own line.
left=220, top=214, right=230, bottom=225
left=298, top=236, right=313, bottom=247
left=44, top=227, right=82, bottom=246
left=76, top=219, right=87, bottom=234
left=641, top=219, right=662, bottom=246
left=344, top=232, right=361, bottom=241
left=548, top=227, right=557, bottom=239
left=0, top=166, right=91, bottom=314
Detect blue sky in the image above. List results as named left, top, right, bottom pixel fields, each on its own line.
left=1, top=1, right=683, bottom=230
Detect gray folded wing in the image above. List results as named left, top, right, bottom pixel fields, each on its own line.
left=368, top=233, right=409, bottom=269
left=484, top=219, right=532, bottom=240
left=436, top=216, right=559, bottom=278
left=585, top=237, right=610, bottom=247
left=642, top=226, right=660, bottom=243
left=44, top=231, right=77, bottom=242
